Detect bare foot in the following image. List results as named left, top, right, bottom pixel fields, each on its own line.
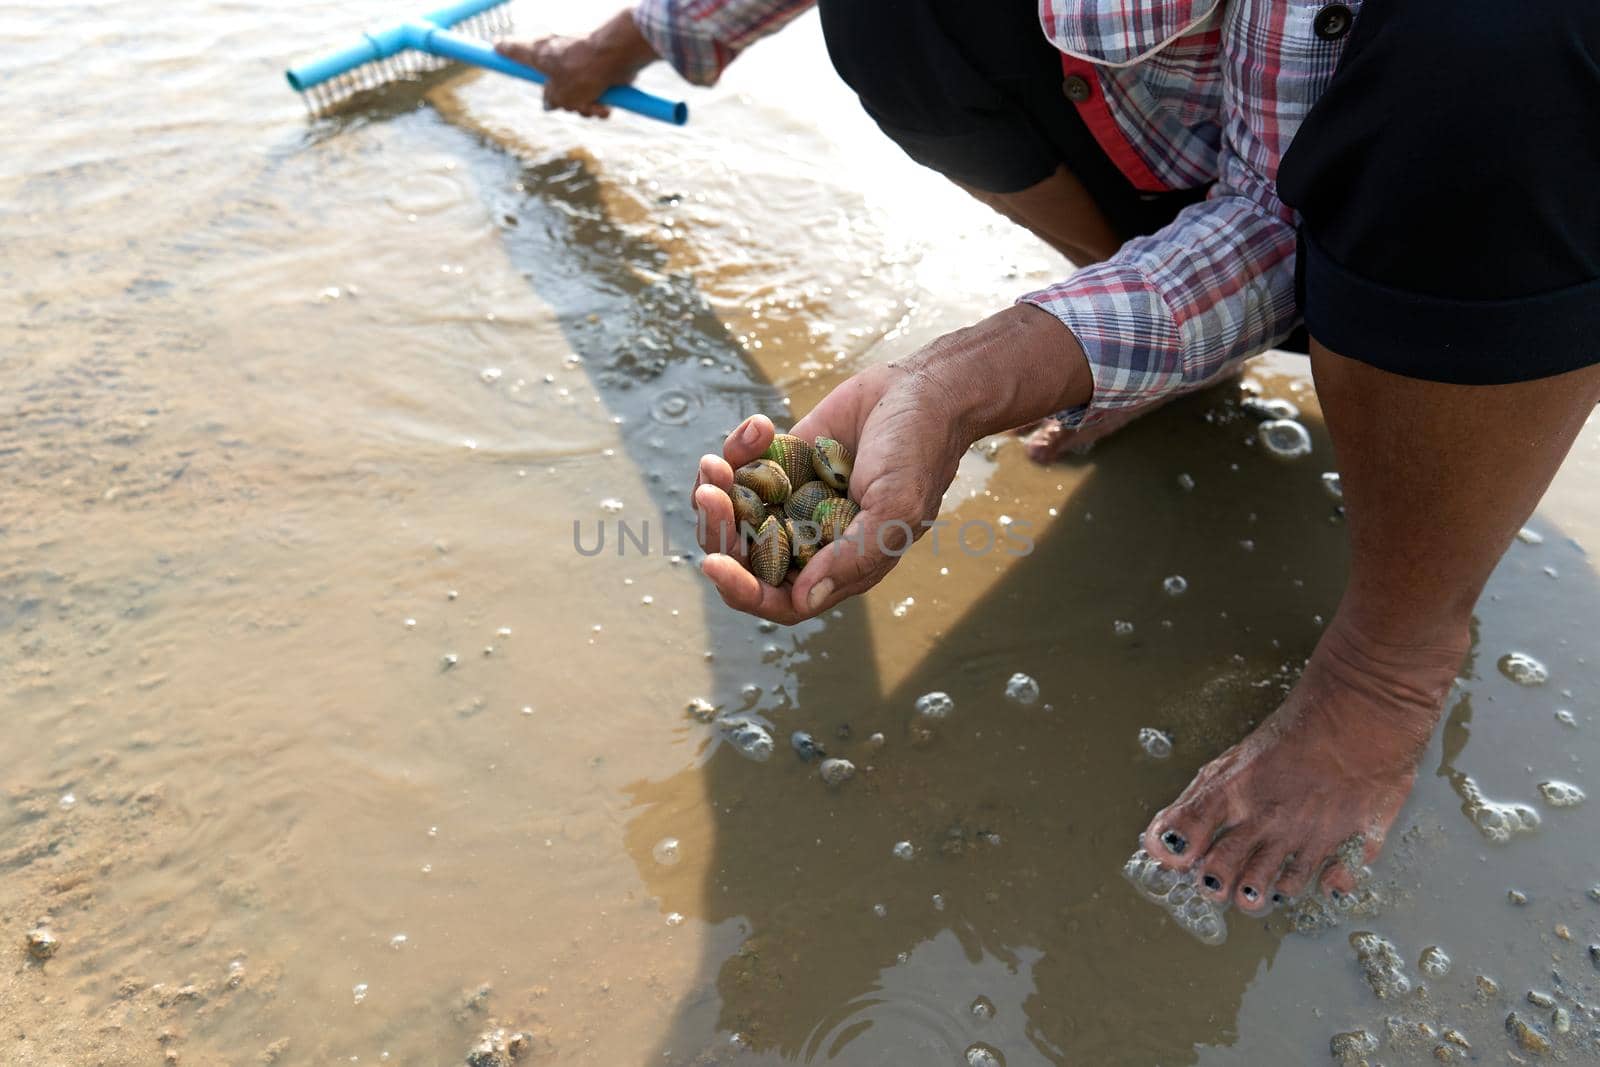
left=1018, top=401, right=1166, bottom=461
left=1015, top=365, right=1252, bottom=462
left=1141, top=621, right=1467, bottom=911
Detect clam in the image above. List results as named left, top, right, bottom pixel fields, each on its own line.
left=734, top=459, right=791, bottom=504
left=748, top=515, right=791, bottom=586
left=787, top=517, right=823, bottom=568
left=763, top=434, right=815, bottom=491
left=785, top=479, right=837, bottom=523
left=730, top=484, right=767, bottom=534
left=811, top=437, right=853, bottom=492
left=812, top=497, right=860, bottom=543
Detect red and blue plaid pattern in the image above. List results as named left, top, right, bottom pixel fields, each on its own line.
left=633, top=0, right=1362, bottom=427
left=633, top=0, right=817, bottom=87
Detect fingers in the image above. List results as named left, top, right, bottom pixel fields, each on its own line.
left=692, top=452, right=734, bottom=500
left=693, top=482, right=744, bottom=562
left=722, top=414, right=774, bottom=469
left=493, top=39, right=546, bottom=70
left=699, top=509, right=902, bottom=624
left=694, top=491, right=901, bottom=624
left=495, top=36, right=613, bottom=118
left=787, top=505, right=905, bottom=616
left=695, top=412, right=906, bottom=624
left=701, top=554, right=804, bottom=625
left=690, top=415, right=773, bottom=561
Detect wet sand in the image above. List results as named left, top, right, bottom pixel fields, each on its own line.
left=3, top=2, right=1599, bottom=1064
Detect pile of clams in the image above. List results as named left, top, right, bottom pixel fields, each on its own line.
left=731, top=433, right=858, bottom=586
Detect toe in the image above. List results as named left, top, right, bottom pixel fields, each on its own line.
left=1234, top=847, right=1289, bottom=913
left=1318, top=834, right=1381, bottom=899
left=1272, top=847, right=1316, bottom=902
left=1195, top=830, right=1256, bottom=902
left=1320, top=863, right=1358, bottom=899
left=1023, top=422, right=1068, bottom=463
left=1144, top=789, right=1230, bottom=871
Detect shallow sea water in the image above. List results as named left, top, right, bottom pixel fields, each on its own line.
left=3, top=2, right=1599, bottom=1064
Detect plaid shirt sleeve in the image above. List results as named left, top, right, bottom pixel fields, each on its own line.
left=633, top=0, right=817, bottom=86
left=1019, top=148, right=1300, bottom=429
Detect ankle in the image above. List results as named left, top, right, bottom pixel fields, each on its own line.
left=1308, top=616, right=1467, bottom=715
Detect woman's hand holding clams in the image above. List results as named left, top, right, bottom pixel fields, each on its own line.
left=692, top=306, right=1092, bottom=624
left=693, top=363, right=969, bottom=624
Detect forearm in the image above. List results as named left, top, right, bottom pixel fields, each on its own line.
left=909, top=304, right=1093, bottom=446
left=595, top=8, right=660, bottom=76
left=1022, top=186, right=1301, bottom=429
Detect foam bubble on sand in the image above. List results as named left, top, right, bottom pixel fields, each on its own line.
left=1122, top=848, right=1227, bottom=945
left=1418, top=945, right=1451, bottom=978
left=1459, top=777, right=1541, bottom=842
left=1537, top=780, right=1586, bottom=808
left=1350, top=931, right=1411, bottom=999
left=1138, top=728, right=1173, bottom=759
left=1242, top=396, right=1301, bottom=422
left=1497, top=652, right=1549, bottom=687
left=652, top=837, right=682, bottom=866
left=1004, top=673, right=1040, bottom=705
left=1258, top=419, right=1313, bottom=460
left=914, top=691, right=954, bottom=720
left=964, top=1043, right=1004, bottom=1067
left=718, top=718, right=774, bottom=762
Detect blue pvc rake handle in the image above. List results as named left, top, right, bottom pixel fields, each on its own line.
left=284, top=1, right=688, bottom=126
left=410, top=22, right=688, bottom=125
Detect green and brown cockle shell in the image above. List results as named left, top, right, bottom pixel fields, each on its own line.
left=785, top=516, right=823, bottom=568
left=723, top=430, right=861, bottom=582
left=749, top=515, right=791, bottom=586
left=735, top=458, right=792, bottom=505
left=730, top=483, right=767, bottom=534
left=811, top=436, right=853, bottom=492
left=812, top=497, right=860, bottom=543
left=762, top=434, right=816, bottom=492
left=785, top=479, right=838, bottom=523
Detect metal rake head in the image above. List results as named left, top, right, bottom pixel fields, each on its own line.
left=297, top=3, right=514, bottom=117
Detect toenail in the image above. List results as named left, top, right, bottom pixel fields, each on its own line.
left=1330, top=888, right=1342, bottom=900
left=1271, top=892, right=1284, bottom=904
left=1202, top=874, right=1222, bottom=891
left=1241, top=885, right=1259, bottom=902
left=1160, top=829, right=1188, bottom=855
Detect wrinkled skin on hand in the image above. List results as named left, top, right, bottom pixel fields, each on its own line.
left=495, top=11, right=658, bottom=119
left=693, top=363, right=969, bottom=624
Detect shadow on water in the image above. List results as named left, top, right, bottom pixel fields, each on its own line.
left=434, top=108, right=1330, bottom=1063
left=414, top=96, right=1596, bottom=1065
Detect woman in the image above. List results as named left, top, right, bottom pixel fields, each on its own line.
left=499, top=1, right=1600, bottom=912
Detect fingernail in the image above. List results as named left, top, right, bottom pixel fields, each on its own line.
left=807, top=578, right=834, bottom=613
left=1202, top=874, right=1222, bottom=891
left=740, top=419, right=761, bottom=444
left=1160, top=829, right=1187, bottom=856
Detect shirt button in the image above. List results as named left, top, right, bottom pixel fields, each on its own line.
left=1314, top=4, right=1353, bottom=40
left=1061, top=74, right=1092, bottom=103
